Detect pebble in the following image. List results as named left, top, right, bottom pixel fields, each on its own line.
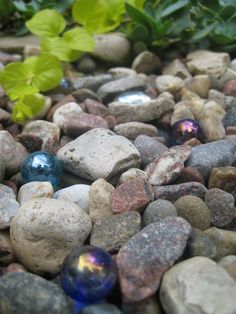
left=57, top=128, right=141, bottom=181
left=114, top=122, right=158, bottom=140
left=174, top=195, right=211, bottom=230
left=83, top=98, right=110, bottom=117
left=174, top=166, right=205, bottom=184
left=160, top=256, right=236, bottom=314
left=117, top=217, right=192, bottom=302
left=122, top=295, right=162, bottom=314
left=111, top=177, right=154, bottom=214
left=223, top=104, right=236, bottom=128
left=52, top=102, right=83, bottom=129
left=54, top=184, right=90, bottom=213
left=114, top=90, right=151, bottom=104
left=81, top=303, right=122, bottom=314
left=156, top=75, right=184, bottom=94
left=72, top=88, right=102, bottom=103
left=0, top=155, right=5, bottom=182
left=5, top=262, right=27, bottom=273
left=76, top=55, right=96, bottom=74
left=222, top=79, right=236, bottom=96
left=0, top=272, right=71, bottom=314
left=10, top=198, right=92, bottom=274
left=90, top=211, right=141, bottom=252
left=0, top=183, right=19, bottom=229
left=0, top=230, right=15, bottom=264
left=184, top=74, right=211, bottom=98
left=118, top=168, right=146, bottom=184
left=132, top=51, right=161, bottom=74
left=18, top=181, right=53, bottom=205
left=218, top=255, right=236, bottom=280
left=109, top=67, right=137, bottom=78
left=205, top=188, right=234, bottom=227
left=16, top=134, right=43, bottom=152
left=142, top=199, right=177, bottom=226
left=162, top=58, right=192, bottom=79
left=72, top=74, right=113, bottom=91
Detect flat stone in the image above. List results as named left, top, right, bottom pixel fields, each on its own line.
left=57, top=128, right=141, bottom=181
left=160, top=256, right=236, bottom=314
left=218, top=255, right=236, bottom=280
left=90, top=211, right=141, bottom=252
left=111, top=177, right=154, bottom=214
left=132, top=51, right=161, bottom=74
left=114, top=122, right=158, bottom=140
left=162, top=58, right=192, bottom=79
left=72, top=74, right=113, bottom=91
left=156, top=75, right=184, bottom=94
left=18, top=182, right=53, bottom=205
left=0, top=184, right=19, bottom=229
left=52, top=102, right=83, bottom=129
left=117, top=217, right=192, bottom=302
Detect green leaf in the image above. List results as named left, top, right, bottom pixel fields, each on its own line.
left=190, top=22, right=217, bottom=41
left=23, top=93, right=45, bottom=115
left=12, top=100, right=33, bottom=123
left=10, top=85, right=39, bottom=101
left=126, top=0, right=145, bottom=10
left=160, top=0, right=189, bottom=18
left=130, top=24, right=150, bottom=43
left=26, top=9, right=66, bottom=37
left=63, top=27, right=94, bottom=52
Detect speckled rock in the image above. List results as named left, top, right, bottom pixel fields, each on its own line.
left=160, top=256, right=236, bottom=314
left=52, top=102, right=83, bottom=129
left=143, top=199, right=177, bottom=226
left=162, top=58, right=192, bottom=79
left=114, top=122, right=158, bottom=140
left=205, top=188, right=234, bottom=227
left=118, top=168, right=146, bottom=184
left=218, top=255, right=236, bottom=280
left=117, top=217, right=192, bottom=302
left=0, top=183, right=19, bottom=229
left=10, top=198, right=92, bottom=274
left=0, top=230, right=15, bottom=264
left=90, top=211, right=141, bottom=252
left=57, top=128, right=141, bottom=181
left=122, top=295, right=162, bottom=314
left=132, top=51, right=161, bottom=74
left=0, top=272, right=71, bottom=314
left=0, top=155, right=5, bottom=182
left=18, top=182, right=53, bottom=205
left=156, top=75, right=184, bottom=94
left=81, top=303, right=122, bottom=314
left=89, top=178, right=114, bottom=224
left=0, top=131, right=28, bottom=175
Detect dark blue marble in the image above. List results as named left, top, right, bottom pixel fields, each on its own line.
left=61, top=246, right=117, bottom=303
left=170, top=119, right=204, bottom=145
left=21, top=151, right=62, bottom=189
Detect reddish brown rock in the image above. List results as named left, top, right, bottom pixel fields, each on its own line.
left=83, top=98, right=110, bottom=117
left=104, top=115, right=117, bottom=129
left=226, top=126, right=236, bottom=135
left=111, top=178, right=154, bottom=214
left=174, top=167, right=205, bottom=184
left=16, top=134, right=43, bottom=152
left=184, top=138, right=201, bottom=146
left=222, top=79, right=236, bottom=96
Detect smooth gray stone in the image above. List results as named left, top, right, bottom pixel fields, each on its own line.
left=72, top=74, right=113, bottom=91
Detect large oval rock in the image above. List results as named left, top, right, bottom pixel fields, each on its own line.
left=10, top=198, right=92, bottom=274
left=160, top=256, right=236, bottom=314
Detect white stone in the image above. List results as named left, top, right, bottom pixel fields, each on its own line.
left=18, top=182, right=53, bottom=205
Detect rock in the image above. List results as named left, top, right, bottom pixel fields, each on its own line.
left=184, top=74, right=211, bottom=98
left=153, top=182, right=207, bottom=202
left=89, top=178, right=114, bottom=224
left=208, top=89, right=234, bottom=110
left=187, top=228, right=217, bottom=259
left=132, top=51, right=161, bottom=74
left=118, top=168, right=146, bottom=184
left=0, top=35, right=39, bottom=53
left=205, top=188, right=234, bottom=227
left=18, top=182, right=53, bottom=205
left=22, top=120, right=60, bottom=154
left=0, top=155, right=5, bottom=182
left=186, top=136, right=236, bottom=180
left=72, top=74, right=113, bottom=91
left=145, top=145, right=191, bottom=185
left=0, top=131, right=28, bottom=175
left=90, top=211, right=141, bottom=252
left=223, top=104, right=236, bottom=128
left=0, top=272, right=70, bottom=314
left=114, top=122, right=158, bottom=140
left=0, top=230, right=15, bottom=264
left=117, top=217, right=192, bottom=302
left=227, top=126, right=236, bottom=135
left=0, top=184, right=19, bottom=229
left=174, top=195, right=211, bottom=230
left=212, top=68, right=236, bottom=90
left=0, top=108, right=11, bottom=125
left=57, top=128, right=141, bottom=181
left=0, top=51, right=21, bottom=64
left=83, top=98, right=110, bottom=117
left=174, top=166, right=205, bottom=184
left=109, top=92, right=175, bottom=123
left=218, top=255, right=236, bottom=280
left=111, top=177, right=154, bottom=214
left=162, top=58, right=192, bottom=79
left=15, top=134, right=43, bottom=152
left=222, top=79, right=236, bottom=96
left=186, top=50, right=230, bottom=79
left=97, top=76, right=146, bottom=103
left=170, top=101, right=195, bottom=125
left=109, top=67, right=137, bottom=78
left=5, top=262, right=27, bottom=273
left=81, top=303, right=122, bottom=314
left=156, top=75, right=184, bottom=94
left=122, top=295, right=162, bottom=314
left=92, top=33, right=131, bottom=65
left=52, top=102, right=83, bottom=129
left=143, top=199, right=177, bottom=226
left=76, top=55, right=96, bottom=74
left=160, top=256, right=236, bottom=314
left=72, top=88, right=102, bottom=103
left=10, top=198, right=92, bottom=274
left=134, top=135, right=168, bottom=168
left=54, top=184, right=90, bottom=213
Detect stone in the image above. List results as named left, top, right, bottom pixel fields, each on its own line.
left=170, top=119, right=204, bottom=145
left=143, top=199, right=177, bottom=226
left=54, top=184, right=90, bottom=213
left=76, top=55, right=96, bottom=74
left=174, top=166, right=205, bottom=185
left=18, top=181, right=53, bottom=205
left=0, top=108, right=11, bottom=125
left=184, top=74, right=211, bottom=98
left=218, top=255, right=236, bottom=280
left=114, top=122, right=158, bottom=140
left=186, top=50, right=230, bottom=79
left=72, top=74, right=113, bottom=91
left=118, top=168, right=146, bottom=184
left=122, top=295, right=162, bottom=314
left=22, top=120, right=60, bottom=154
left=15, top=134, right=43, bottom=152
left=174, top=195, right=211, bottom=230
left=109, top=67, right=137, bottom=78
left=83, top=98, right=110, bottom=117
left=156, top=75, right=184, bottom=94
left=10, top=198, right=92, bottom=274
left=109, top=92, right=175, bottom=123
left=160, top=256, right=236, bottom=314
left=0, top=131, right=28, bottom=175
left=0, top=272, right=70, bottom=314
left=111, top=177, right=154, bottom=214
left=222, top=79, right=236, bottom=96
left=162, top=58, right=192, bottom=79
left=57, top=128, right=141, bottom=181
left=90, top=211, right=141, bottom=252
left=211, top=68, right=236, bottom=90
left=52, top=102, right=83, bottom=129
left=5, top=262, right=27, bottom=273
left=0, top=35, right=39, bottom=53
left=0, top=184, right=19, bottom=229
left=223, top=104, right=236, bottom=128
left=0, top=51, right=21, bottom=64
left=117, top=217, right=192, bottom=302
left=132, top=51, right=161, bottom=74
left=81, top=303, right=122, bottom=314
left=0, top=155, right=5, bottom=182
left=170, top=101, right=195, bottom=125
left=0, top=230, right=15, bottom=264
left=145, top=145, right=192, bottom=186
left=89, top=178, right=114, bottom=224
left=72, top=89, right=102, bottom=103
left=206, top=188, right=235, bottom=228
left=153, top=182, right=207, bottom=202
left=92, top=33, right=131, bottom=65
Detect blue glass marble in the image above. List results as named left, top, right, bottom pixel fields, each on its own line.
left=61, top=245, right=117, bottom=303
left=21, top=151, right=62, bottom=189
left=170, top=119, right=204, bottom=145
left=114, top=91, right=151, bottom=105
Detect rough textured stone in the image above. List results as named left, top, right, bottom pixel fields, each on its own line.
left=118, top=168, right=146, bottom=184
left=218, top=255, right=236, bottom=280
left=111, top=177, right=154, bottom=214
left=117, top=217, right=192, bottom=302
left=223, top=104, right=236, bottom=128
left=10, top=198, right=92, bottom=274
left=0, top=184, right=19, bottom=229
left=162, top=58, right=192, bottom=79
left=0, top=230, right=15, bottom=264
left=160, top=256, right=236, bottom=314
left=0, top=272, right=70, bottom=314
left=114, top=122, right=158, bottom=140
left=81, top=303, right=122, bottom=314
left=132, top=51, right=161, bottom=74
left=57, top=128, right=141, bottom=181
left=122, top=295, right=162, bottom=314
left=18, top=182, right=53, bottom=205
left=15, top=134, right=43, bottom=152
left=156, top=75, right=184, bottom=93
left=90, top=211, right=141, bottom=252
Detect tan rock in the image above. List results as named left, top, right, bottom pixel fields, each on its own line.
left=184, top=74, right=211, bottom=98
left=156, top=75, right=184, bottom=94
left=118, top=168, right=146, bottom=184
left=162, top=58, right=192, bottom=79
left=18, top=182, right=53, bottom=205
left=132, top=51, right=161, bottom=74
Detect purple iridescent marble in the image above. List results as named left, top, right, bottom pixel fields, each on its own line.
left=170, top=119, right=204, bottom=145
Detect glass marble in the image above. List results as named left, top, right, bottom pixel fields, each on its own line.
left=21, top=151, right=62, bottom=188
left=114, top=91, right=151, bottom=105
left=61, top=245, right=117, bottom=303
left=170, top=119, right=204, bottom=145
